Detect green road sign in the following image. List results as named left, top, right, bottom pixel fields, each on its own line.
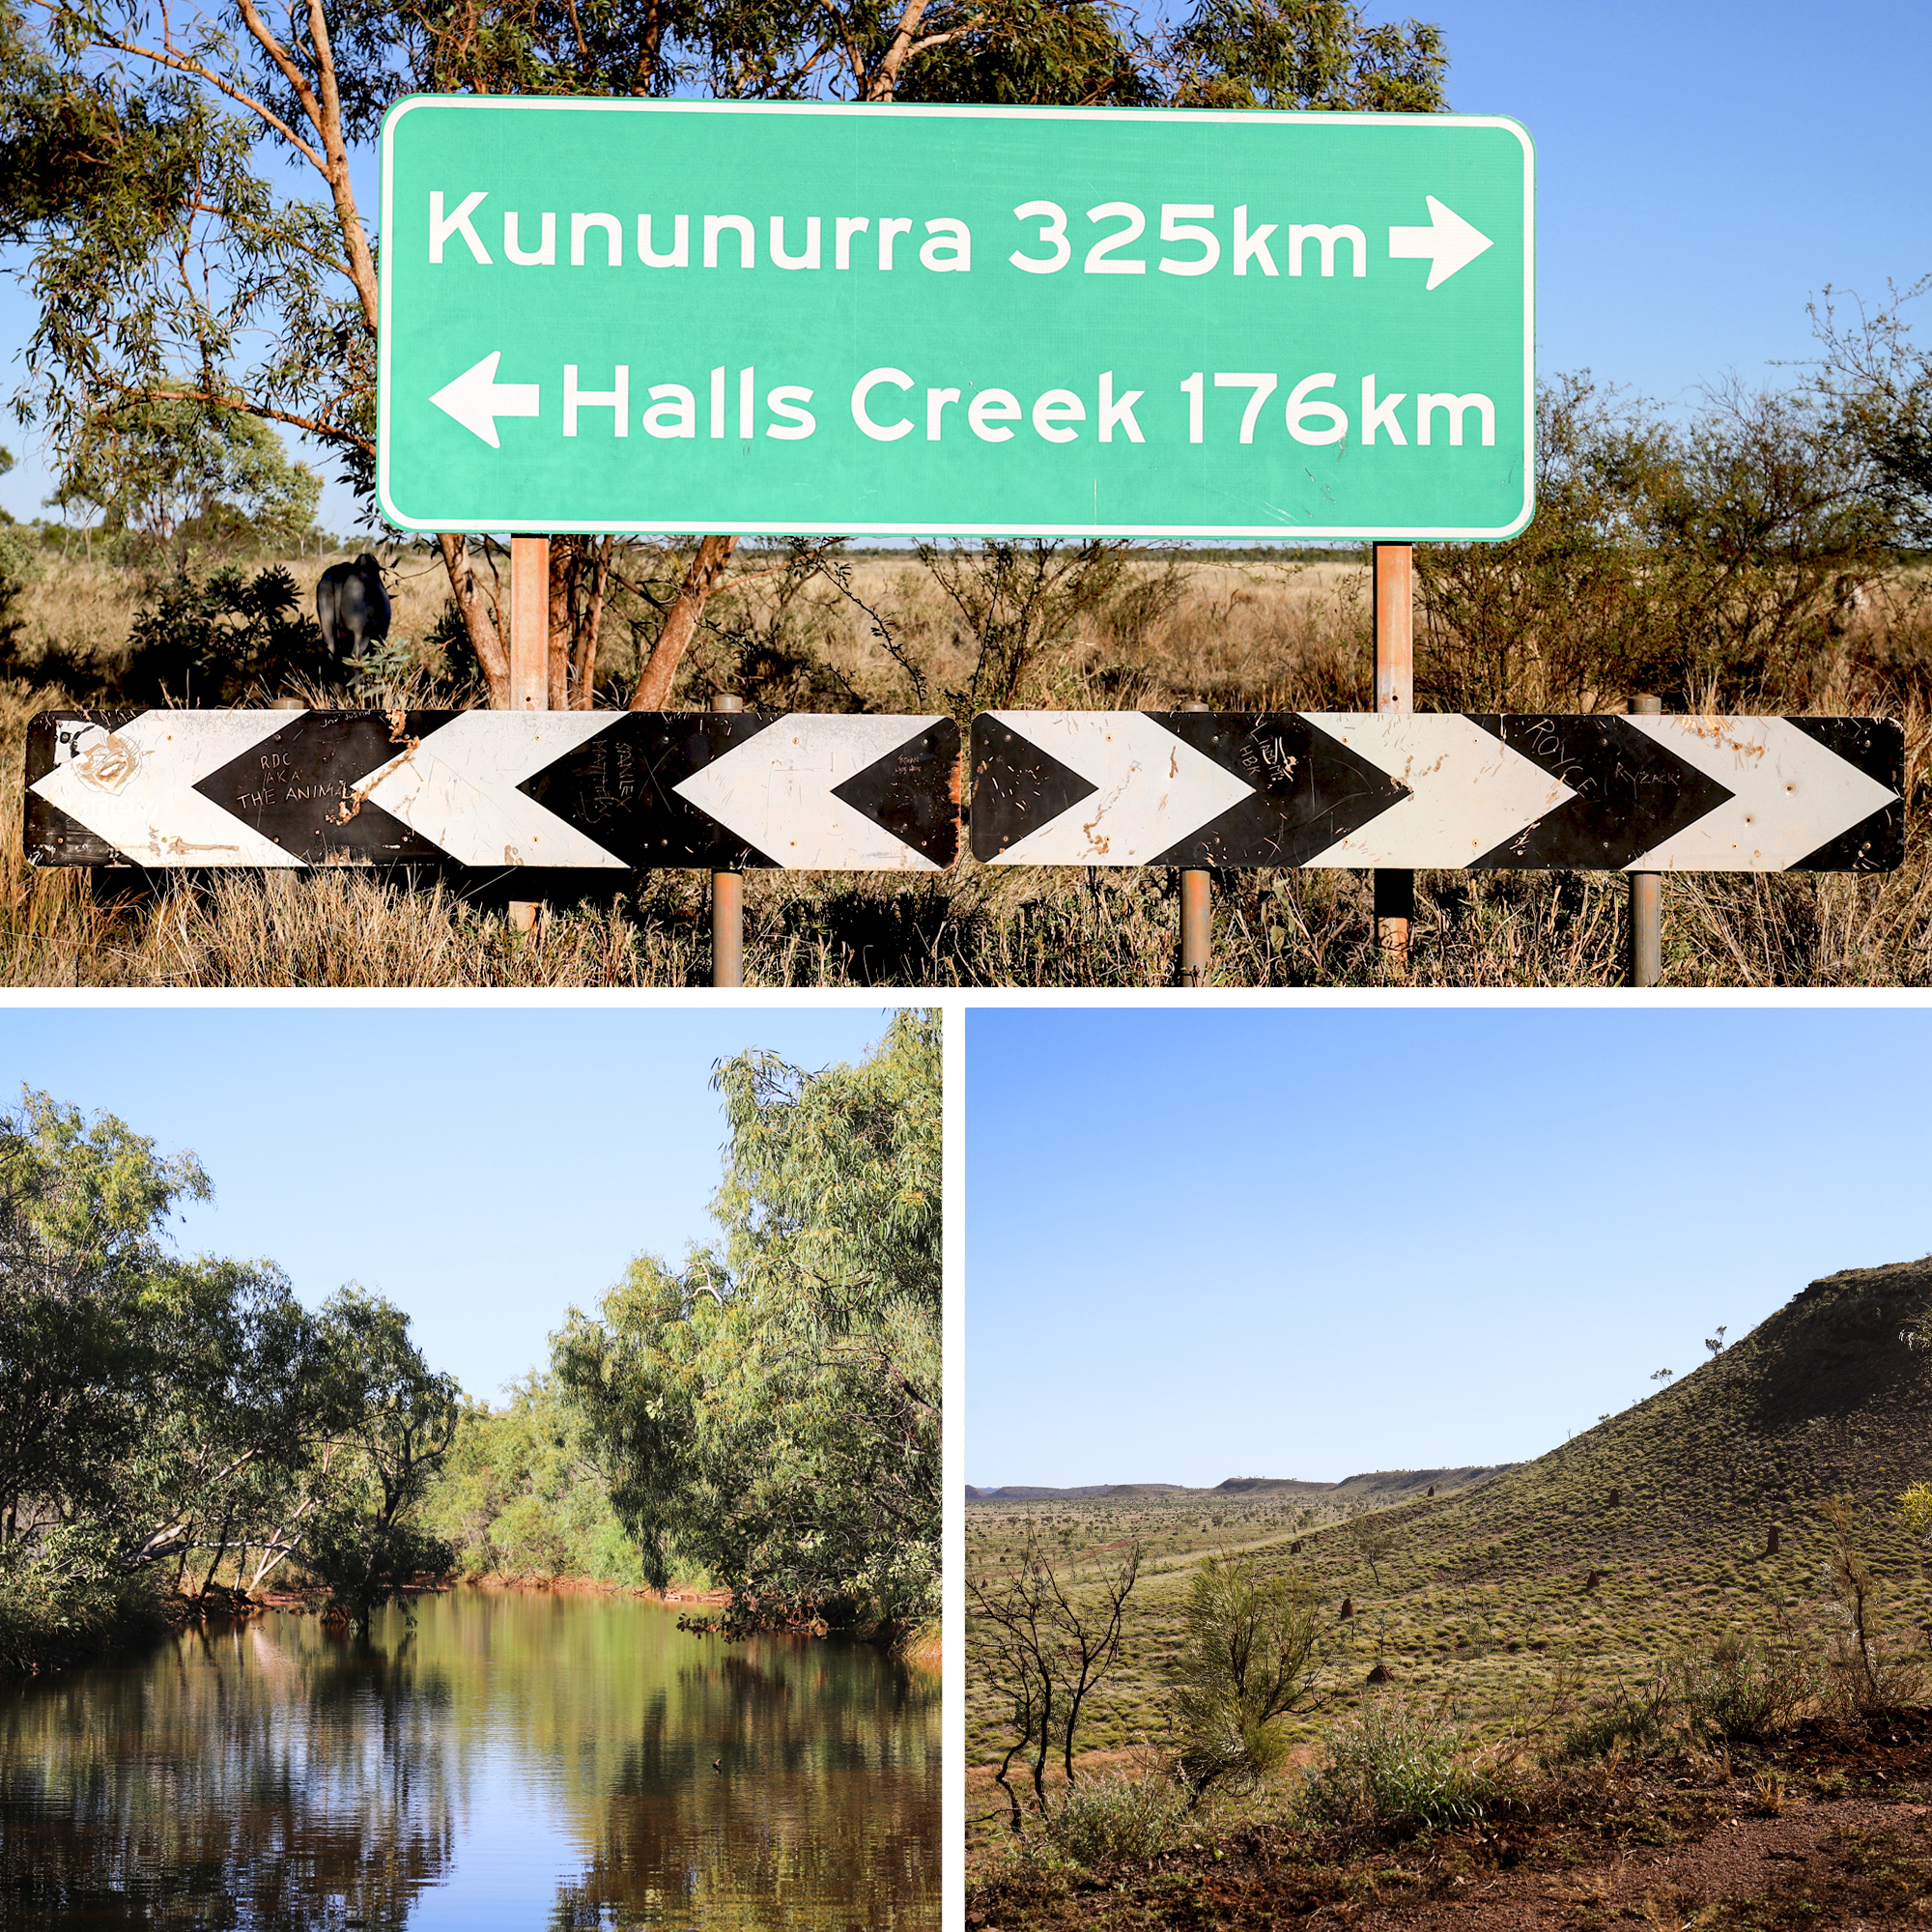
left=378, top=99, right=1534, bottom=540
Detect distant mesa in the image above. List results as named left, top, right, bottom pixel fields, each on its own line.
left=963, top=1483, right=1192, bottom=1501
left=965, top=1467, right=1518, bottom=1503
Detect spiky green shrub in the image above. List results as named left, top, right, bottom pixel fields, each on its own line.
left=1037, top=1767, right=1188, bottom=1867
left=1671, top=1634, right=1818, bottom=1742
left=1300, top=1695, right=1502, bottom=1834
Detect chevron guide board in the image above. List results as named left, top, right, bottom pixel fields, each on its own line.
left=379, top=99, right=1534, bottom=539
left=969, top=712, right=1903, bottom=873
left=24, top=711, right=960, bottom=873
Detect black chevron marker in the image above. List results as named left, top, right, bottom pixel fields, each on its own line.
left=1463, top=716, right=1731, bottom=869
left=520, top=714, right=781, bottom=868
left=832, top=719, right=961, bottom=867
left=969, top=714, right=1099, bottom=860
left=1145, top=712, right=1412, bottom=867
left=1785, top=719, right=1906, bottom=871
left=195, top=710, right=454, bottom=866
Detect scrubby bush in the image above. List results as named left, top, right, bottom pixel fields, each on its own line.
left=1300, top=1695, right=1502, bottom=1834
left=1671, top=1634, right=1818, bottom=1743
left=1035, top=1765, right=1189, bottom=1867
left=1560, top=1669, right=1673, bottom=1761
left=1168, top=1553, right=1321, bottom=1801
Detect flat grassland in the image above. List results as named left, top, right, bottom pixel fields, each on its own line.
left=4, top=551, right=1929, bottom=986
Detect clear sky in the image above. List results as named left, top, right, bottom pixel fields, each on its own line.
left=966, top=1005, right=1932, bottom=1491
left=3, top=0, right=1927, bottom=531
left=0, top=1002, right=900, bottom=1402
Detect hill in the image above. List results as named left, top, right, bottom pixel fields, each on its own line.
left=967, top=1256, right=1932, bottom=1772
left=1302, top=1255, right=1932, bottom=1587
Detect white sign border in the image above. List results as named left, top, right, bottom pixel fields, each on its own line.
left=377, top=98, right=1536, bottom=543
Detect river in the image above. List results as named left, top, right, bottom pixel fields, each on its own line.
left=0, top=1586, right=939, bottom=1929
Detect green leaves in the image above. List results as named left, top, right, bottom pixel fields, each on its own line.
left=1169, top=1552, right=1321, bottom=1799
left=556, top=1013, right=941, bottom=1642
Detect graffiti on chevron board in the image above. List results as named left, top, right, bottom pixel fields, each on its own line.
left=24, top=710, right=1901, bottom=876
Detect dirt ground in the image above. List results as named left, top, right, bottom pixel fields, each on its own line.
left=968, top=1712, right=1932, bottom=1931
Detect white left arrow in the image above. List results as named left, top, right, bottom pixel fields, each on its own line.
left=430, top=352, right=541, bottom=447
left=349, top=713, right=626, bottom=868
left=674, top=714, right=950, bottom=870
left=29, top=712, right=305, bottom=866
left=1387, top=195, right=1493, bottom=290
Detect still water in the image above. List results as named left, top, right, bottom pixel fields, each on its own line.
left=0, top=1588, right=939, bottom=1929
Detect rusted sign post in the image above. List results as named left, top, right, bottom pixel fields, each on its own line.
left=506, top=533, right=550, bottom=934
left=1178, top=700, right=1212, bottom=987
left=1628, top=694, right=1663, bottom=986
left=709, top=692, right=745, bottom=987
left=1372, top=544, right=1414, bottom=966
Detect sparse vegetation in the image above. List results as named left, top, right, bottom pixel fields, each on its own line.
left=968, top=1257, right=1932, bottom=1925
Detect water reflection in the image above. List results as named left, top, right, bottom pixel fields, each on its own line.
left=0, top=1591, right=938, bottom=1931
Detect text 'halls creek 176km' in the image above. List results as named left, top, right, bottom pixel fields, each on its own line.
left=377, top=99, right=1534, bottom=539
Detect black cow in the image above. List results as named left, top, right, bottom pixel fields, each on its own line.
left=316, top=553, right=392, bottom=663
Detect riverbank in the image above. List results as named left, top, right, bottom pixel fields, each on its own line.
left=0, top=1573, right=172, bottom=1677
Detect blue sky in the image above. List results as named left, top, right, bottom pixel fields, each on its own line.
left=3, top=0, right=1927, bottom=531
left=966, top=1006, right=1932, bottom=1489
left=0, top=1004, right=899, bottom=1401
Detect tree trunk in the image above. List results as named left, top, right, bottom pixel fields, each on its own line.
left=629, top=535, right=739, bottom=710
left=438, top=533, right=512, bottom=706
left=548, top=536, right=574, bottom=707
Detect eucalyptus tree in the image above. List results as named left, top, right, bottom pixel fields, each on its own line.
left=1, top=1091, right=459, bottom=1635
left=555, top=1010, right=940, bottom=1643
left=6, top=0, right=1150, bottom=706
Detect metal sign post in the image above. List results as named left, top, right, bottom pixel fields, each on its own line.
left=1178, top=699, right=1211, bottom=987
left=378, top=98, right=1536, bottom=543
left=507, top=533, right=550, bottom=933
left=1372, top=544, right=1413, bottom=964
left=709, top=692, right=745, bottom=986
left=1628, top=694, right=1663, bottom=985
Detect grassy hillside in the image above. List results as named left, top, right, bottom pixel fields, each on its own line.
left=966, top=1258, right=1932, bottom=1776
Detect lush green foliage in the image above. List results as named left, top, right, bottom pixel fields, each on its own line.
left=1169, top=1553, right=1321, bottom=1799
left=1173, top=0, right=1447, bottom=112
left=423, top=1380, right=646, bottom=1587
left=119, top=563, right=334, bottom=704
left=555, top=1012, right=940, bottom=1640
left=0, top=1089, right=456, bottom=1654
left=53, top=396, right=322, bottom=568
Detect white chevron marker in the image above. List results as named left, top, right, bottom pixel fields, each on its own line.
left=1620, top=716, right=1896, bottom=871
left=1300, top=715, right=1576, bottom=867
left=29, top=712, right=304, bottom=867
left=674, top=714, right=948, bottom=870
left=349, top=712, right=625, bottom=867
left=982, top=712, right=1254, bottom=866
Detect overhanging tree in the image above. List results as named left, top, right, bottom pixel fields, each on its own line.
left=7, top=0, right=1157, bottom=707
left=554, top=1010, right=939, bottom=1643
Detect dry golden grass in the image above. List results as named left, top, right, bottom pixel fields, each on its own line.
left=4, top=551, right=1928, bottom=987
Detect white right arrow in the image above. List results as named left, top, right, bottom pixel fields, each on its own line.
left=430, top=352, right=542, bottom=448
left=1619, top=716, right=1898, bottom=870
left=980, top=712, right=1254, bottom=867
left=1299, top=715, right=1574, bottom=867
left=1387, top=196, right=1494, bottom=290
